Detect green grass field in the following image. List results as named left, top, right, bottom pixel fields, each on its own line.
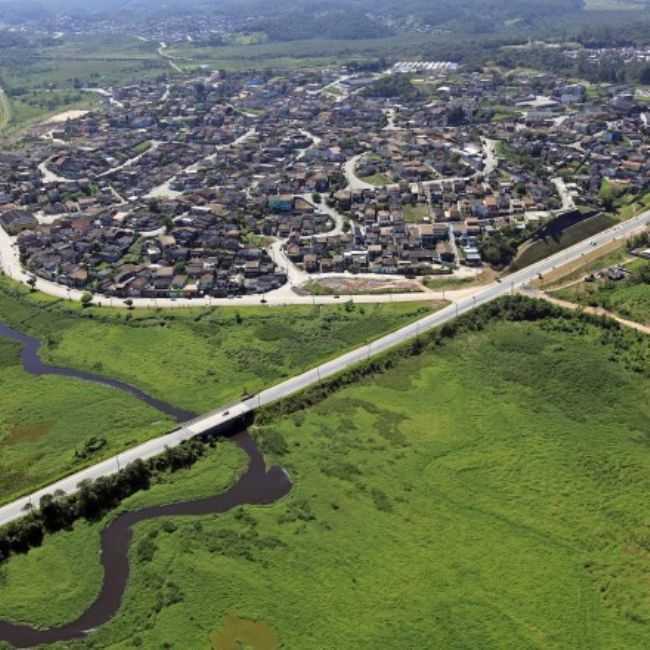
left=301, top=280, right=428, bottom=296
left=360, top=172, right=392, bottom=186
left=0, top=339, right=174, bottom=506
left=0, top=278, right=434, bottom=414
left=0, top=88, right=11, bottom=130
left=402, top=203, right=430, bottom=223
left=554, top=259, right=650, bottom=325
left=167, top=33, right=432, bottom=71
left=422, top=269, right=495, bottom=291
left=2, top=308, right=650, bottom=648
left=0, top=92, right=99, bottom=136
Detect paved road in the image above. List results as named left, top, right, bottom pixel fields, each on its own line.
left=0, top=209, right=648, bottom=527
left=552, top=177, right=576, bottom=210
left=145, top=128, right=257, bottom=199
left=344, top=137, right=499, bottom=193
left=0, top=224, right=475, bottom=307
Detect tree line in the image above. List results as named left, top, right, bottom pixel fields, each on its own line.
left=0, top=437, right=214, bottom=563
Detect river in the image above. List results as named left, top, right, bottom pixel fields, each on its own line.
left=0, top=431, right=291, bottom=648
left=0, top=321, right=194, bottom=422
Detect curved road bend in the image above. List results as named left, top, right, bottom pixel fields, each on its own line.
left=0, top=210, right=648, bottom=529
left=0, top=432, right=292, bottom=649
left=0, top=321, right=194, bottom=422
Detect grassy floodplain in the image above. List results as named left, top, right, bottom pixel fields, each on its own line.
left=0, top=339, right=174, bottom=506
left=1, top=299, right=650, bottom=648
left=0, top=439, right=246, bottom=630
left=0, top=278, right=436, bottom=414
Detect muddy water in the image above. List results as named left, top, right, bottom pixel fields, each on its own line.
left=0, top=431, right=292, bottom=648
left=0, top=321, right=194, bottom=422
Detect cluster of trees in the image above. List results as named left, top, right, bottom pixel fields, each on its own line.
left=630, top=262, right=650, bottom=285
left=0, top=438, right=210, bottom=563
left=362, top=73, right=420, bottom=100
left=479, top=224, right=536, bottom=269
left=0, top=0, right=47, bottom=24
left=600, top=180, right=627, bottom=211
left=627, top=230, right=650, bottom=251
left=373, top=0, right=585, bottom=30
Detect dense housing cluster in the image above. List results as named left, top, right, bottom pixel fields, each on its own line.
left=0, top=62, right=648, bottom=299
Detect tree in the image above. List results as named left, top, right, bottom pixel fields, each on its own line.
left=312, top=192, right=322, bottom=204
left=27, top=275, right=37, bottom=292
left=80, top=292, right=93, bottom=307
left=447, top=105, right=466, bottom=127
left=39, top=494, right=74, bottom=533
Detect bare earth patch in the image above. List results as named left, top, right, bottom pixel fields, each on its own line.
left=42, top=110, right=90, bottom=125
left=2, top=421, right=52, bottom=445
left=300, top=276, right=424, bottom=295
left=210, top=614, right=280, bottom=650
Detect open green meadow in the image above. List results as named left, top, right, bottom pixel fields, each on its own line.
left=2, top=304, right=650, bottom=648
left=166, top=33, right=432, bottom=71
left=0, top=338, right=174, bottom=506
left=0, top=35, right=168, bottom=135
left=402, top=203, right=431, bottom=223
left=0, top=278, right=435, bottom=414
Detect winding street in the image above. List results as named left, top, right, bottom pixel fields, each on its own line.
left=343, top=137, right=500, bottom=193
left=157, top=42, right=182, bottom=73
left=37, top=158, right=69, bottom=184
left=145, top=127, right=257, bottom=199
left=0, top=208, right=648, bottom=529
